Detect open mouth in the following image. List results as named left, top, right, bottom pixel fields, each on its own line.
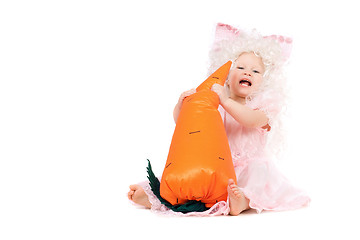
left=239, top=79, right=252, bottom=87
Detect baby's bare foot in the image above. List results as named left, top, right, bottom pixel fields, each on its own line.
left=228, top=179, right=249, bottom=216
left=128, top=184, right=151, bottom=209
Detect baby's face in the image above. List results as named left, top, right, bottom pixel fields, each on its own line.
left=227, top=52, right=265, bottom=99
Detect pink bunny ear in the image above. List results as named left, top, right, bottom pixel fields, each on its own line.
left=211, top=23, right=242, bottom=53
left=214, top=23, right=241, bottom=42
left=213, top=23, right=293, bottom=60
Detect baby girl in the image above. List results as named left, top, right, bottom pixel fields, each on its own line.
left=128, top=24, right=310, bottom=216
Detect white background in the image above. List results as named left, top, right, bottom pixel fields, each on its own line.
left=1, top=0, right=359, bottom=239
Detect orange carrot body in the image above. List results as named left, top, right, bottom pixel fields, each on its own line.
left=160, top=61, right=236, bottom=208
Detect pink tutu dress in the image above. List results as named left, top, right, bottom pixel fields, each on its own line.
left=138, top=102, right=310, bottom=216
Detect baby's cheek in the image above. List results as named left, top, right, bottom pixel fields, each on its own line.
left=253, top=77, right=264, bottom=89
left=228, top=72, right=239, bottom=85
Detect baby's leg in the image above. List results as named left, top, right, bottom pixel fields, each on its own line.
left=128, top=184, right=152, bottom=209
left=228, top=179, right=250, bottom=216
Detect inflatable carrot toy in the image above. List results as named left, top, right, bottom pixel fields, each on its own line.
left=147, top=61, right=236, bottom=212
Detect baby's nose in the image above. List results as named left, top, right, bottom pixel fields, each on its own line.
left=244, top=72, right=252, bottom=77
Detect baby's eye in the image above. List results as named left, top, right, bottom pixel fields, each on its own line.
left=253, top=70, right=260, bottom=74
left=237, top=67, right=244, bottom=70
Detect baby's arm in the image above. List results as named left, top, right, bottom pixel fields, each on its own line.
left=222, top=98, right=268, bottom=128
left=173, top=89, right=196, bottom=123
left=212, top=84, right=268, bottom=128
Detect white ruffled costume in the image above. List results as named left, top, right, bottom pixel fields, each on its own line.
left=135, top=23, right=310, bottom=216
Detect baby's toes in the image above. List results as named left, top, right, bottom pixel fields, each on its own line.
left=128, top=190, right=134, bottom=200
left=228, top=184, right=242, bottom=198
left=228, top=179, right=236, bottom=186
left=233, top=189, right=243, bottom=198
left=227, top=185, right=235, bottom=195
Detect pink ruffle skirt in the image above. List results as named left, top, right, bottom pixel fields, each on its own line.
left=137, top=156, right=310, bottom=216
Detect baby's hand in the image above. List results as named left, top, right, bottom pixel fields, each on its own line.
left=211, top=84, right=227, bottom=104
left=178, top=88, right=196, bottom=104
left=174, top=88, right=196, bottom=123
